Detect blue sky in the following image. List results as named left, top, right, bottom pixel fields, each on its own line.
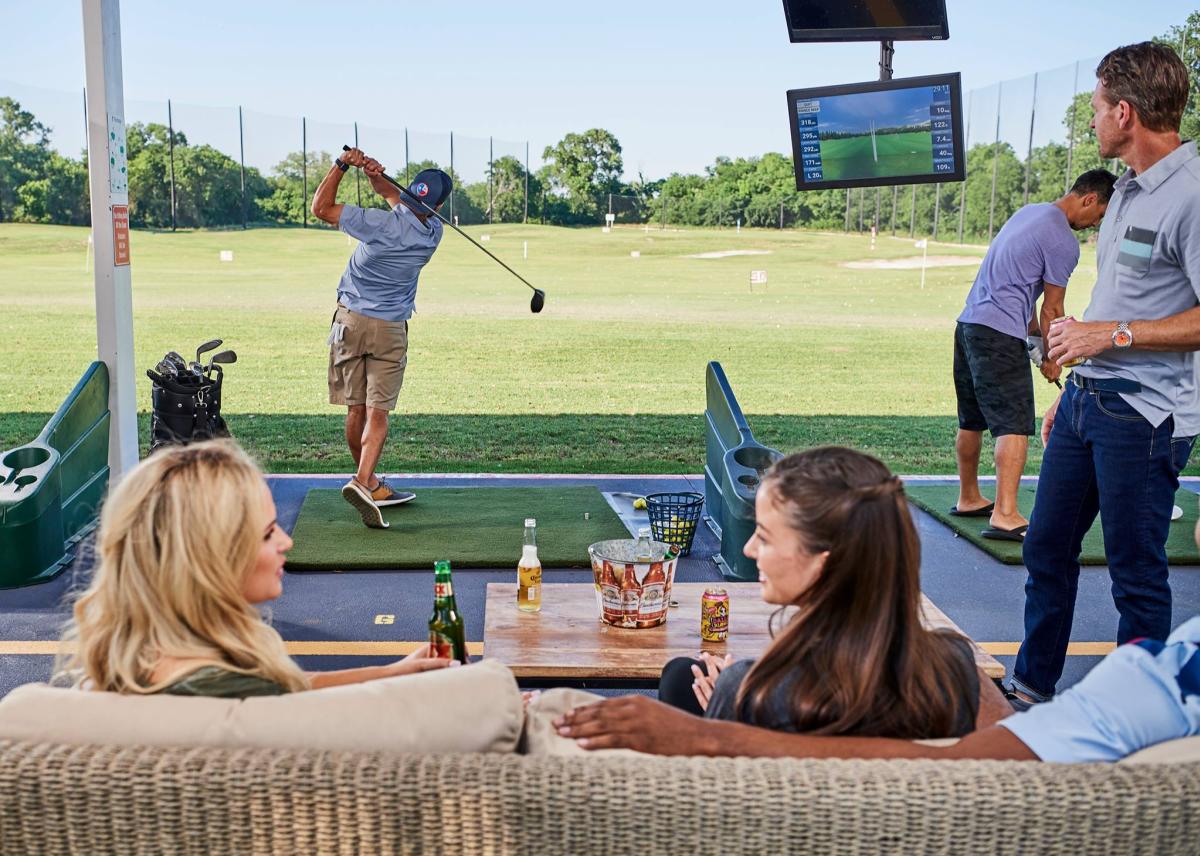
left=0, top=1, right=1194, bottom=180
left=804, top=87, right=936, bottom=135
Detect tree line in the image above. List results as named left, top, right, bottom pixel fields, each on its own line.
left=2, top=13, right=1196, bottom=240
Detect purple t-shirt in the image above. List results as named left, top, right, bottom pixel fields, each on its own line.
left=957, top=203, right=1080, bottom=340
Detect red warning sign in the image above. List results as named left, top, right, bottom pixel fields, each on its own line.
left=112, top=204, right=130, bottom=266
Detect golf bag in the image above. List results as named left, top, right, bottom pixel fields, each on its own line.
left=147, top=345, right=235, bottom=453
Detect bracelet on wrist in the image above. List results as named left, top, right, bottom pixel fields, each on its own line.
left=334, top=158, right=349, bottom=172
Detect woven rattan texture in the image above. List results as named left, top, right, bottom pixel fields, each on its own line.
left=1, top=740, right=1198, bottom=855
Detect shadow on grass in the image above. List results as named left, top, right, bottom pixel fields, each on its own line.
left=0, top=411, right=1119, bottom=475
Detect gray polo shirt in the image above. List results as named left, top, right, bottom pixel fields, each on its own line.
left=335, top=202, right=443, bottom=322
left=1076, top=141, right=1200, bottom=428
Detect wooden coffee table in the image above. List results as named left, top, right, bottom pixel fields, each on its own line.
left=482, top=582, right=1004, bottom=685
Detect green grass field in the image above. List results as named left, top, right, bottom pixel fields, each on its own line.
left=819, top=131, right=933, bottom=181
left=0, top=221, right=1103, bottom=474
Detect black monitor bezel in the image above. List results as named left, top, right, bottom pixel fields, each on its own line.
left=781, top=0, right=949, bottom=42
left=786, top=72, right=965, bottom=192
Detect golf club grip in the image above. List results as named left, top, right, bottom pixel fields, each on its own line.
left=342, top=145, right=540, bottom=294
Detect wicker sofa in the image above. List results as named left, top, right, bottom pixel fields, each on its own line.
left=3, top=740, right=1200, bottom=855
left=2, top=660, right=1198, bottom=856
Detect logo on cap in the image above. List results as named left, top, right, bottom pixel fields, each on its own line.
left=413, top=182, right=429, bottom=197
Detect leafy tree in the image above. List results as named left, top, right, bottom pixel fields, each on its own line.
left=0, top=97, right=51, bottom=221
left=541, top=129, right=623, bottom=223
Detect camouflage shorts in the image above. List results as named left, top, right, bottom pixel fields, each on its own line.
left=953, top=321, right=1035, bottom=437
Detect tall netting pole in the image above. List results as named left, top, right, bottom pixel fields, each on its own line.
left=354, top=121, right=361, bottom=207
left=858, top=187, right=865, bottom=232
left=909, top=185, right=916, bottom=237
left=958, top=90, right=971, bottom=243
left=167, top=99, right=176, bottom=232
left=933, top=182, right=941, bottom=240
left=302, top=117, right=307, bottom=229
left=844, top=188, right=851, bottom=232
left=874, top=187, right=881, bottom=230
left=404, top=128, right=410, bottom=183
left=891, top=185, right=898, bottom=235
left=1023, top=73, right=1038, bottom=204
left=987, top=83, right=1002, bottom=241
left=449, top=131, right=455, bottom=223
left=238, top=106, right=246, bottom=229
left=488, top=135, right=494, bottom=224
left=524, top=141, right=529, bottom=224
left=1065, top=61, right=1080, bottom=193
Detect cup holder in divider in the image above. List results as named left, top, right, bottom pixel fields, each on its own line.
left=3, top=447, right=51, bottom=470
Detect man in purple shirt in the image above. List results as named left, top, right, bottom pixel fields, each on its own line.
left=951, top=170, right=1115, bottom=540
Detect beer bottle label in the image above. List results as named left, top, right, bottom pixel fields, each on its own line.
left=430, top=631, right=454, bottom=659
left=434, top=581, right=453, bottom=598
left=638, top=583, right=665, bottom=619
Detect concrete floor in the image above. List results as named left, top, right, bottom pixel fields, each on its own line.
left=2, top=474, right=1198, bottom=699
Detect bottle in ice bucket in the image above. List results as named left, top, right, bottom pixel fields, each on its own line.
left=429, top=560, right=468, bottom=664
left=517, top=518, right=542, bottom=613
left=635, top=527, right=653, bottom=562
left=1050, top=316, right=1085, bottom=367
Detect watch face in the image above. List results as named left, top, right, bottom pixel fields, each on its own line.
left=1115, top=330, right=1133, bottom=348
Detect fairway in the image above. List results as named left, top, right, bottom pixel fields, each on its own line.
left=0, top=222, right=1098, bottom=473
left=819, top=131, right=933, bottom=181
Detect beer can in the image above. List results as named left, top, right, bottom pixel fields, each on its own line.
left=1049, top=316, right=1085, bottom=367
left=700, top=587, right=729, bottom=642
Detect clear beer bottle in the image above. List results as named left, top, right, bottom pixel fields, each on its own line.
left=517, top=518, right=542, bottom=612
left=428, top=560, right=468, bottom=664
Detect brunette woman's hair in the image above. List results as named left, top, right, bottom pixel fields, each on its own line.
left=735, top=447, right=975, bottom=737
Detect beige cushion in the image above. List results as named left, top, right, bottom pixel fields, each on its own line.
left=522, top=688, right=651, bottom=758
left=0, top=658, right=522, bottom=754
left=1118, top=736, right=1200, bottom=764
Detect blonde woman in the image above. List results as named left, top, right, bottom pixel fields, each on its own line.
left=55, top=440, right=453, bottom=698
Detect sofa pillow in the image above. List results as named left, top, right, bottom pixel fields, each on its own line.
left=1118, top=736, right=1200, bottom=764
left=522, top=688, right=651, bottom=758
left=0, top=658, right=522, bottom=754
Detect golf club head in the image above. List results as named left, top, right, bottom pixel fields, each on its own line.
left=195, top=338, right=222, bottom=363
left=530, top=289, right=546, bottom=314
left=165, top=351, right=187, bottom=370
left=211, top=350, right=237, bottom=365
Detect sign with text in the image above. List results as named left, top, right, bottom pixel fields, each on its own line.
left=112, top=204, right=130, bottom=266
left=750, top=270, right=768, bottom=285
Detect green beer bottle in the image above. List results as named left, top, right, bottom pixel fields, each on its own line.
left=428, top=560, right=468, bottom=664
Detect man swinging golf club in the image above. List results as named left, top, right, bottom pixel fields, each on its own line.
left=312, top=147, right=452, bottom=528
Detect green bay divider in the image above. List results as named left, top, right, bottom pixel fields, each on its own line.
left=0, top=362, right=110, bottom=588
left=702, top=361, right=782, bottom=581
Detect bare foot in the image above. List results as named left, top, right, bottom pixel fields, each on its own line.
left=988, top=513, right=1029, bottom=531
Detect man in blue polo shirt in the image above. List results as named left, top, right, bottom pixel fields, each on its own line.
left=952, top=169, right=1114, bottom=542
left=1016, top=42, right=1200, bottom=707
left=311, top=148, right=452, bottom=528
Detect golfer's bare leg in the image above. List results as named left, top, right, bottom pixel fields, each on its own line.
left=346, top=405, right=366, bottom=467
left=355, top=406, right=390, bottom=488
left=990, top=434, right=1029, bottom=530
left=955, top=429, right=991, bottom=512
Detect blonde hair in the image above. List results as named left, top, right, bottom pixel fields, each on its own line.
left=55, top=440, right=309, bottom=693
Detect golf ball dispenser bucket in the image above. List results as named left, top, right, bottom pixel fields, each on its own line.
left=588, top=539, right=678, bottom=628
left=646, top=492, right=704, bottom=556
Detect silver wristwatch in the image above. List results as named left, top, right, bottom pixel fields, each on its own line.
left=1112, top=321, right=1134, bottom=349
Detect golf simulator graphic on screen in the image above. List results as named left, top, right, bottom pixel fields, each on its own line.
left=787, top=72, right=964, bottom=191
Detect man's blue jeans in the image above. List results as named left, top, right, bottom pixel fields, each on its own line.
left=1013, top=379, right=1194, bottom=699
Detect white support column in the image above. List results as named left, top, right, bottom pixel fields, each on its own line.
left=82, top=0, right=138, bottom=479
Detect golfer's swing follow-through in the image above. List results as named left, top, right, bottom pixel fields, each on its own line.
left=311, top=146, right=545, bottom=529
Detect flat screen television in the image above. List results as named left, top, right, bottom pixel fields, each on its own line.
left=786, top=72, right=964, bottom=191
left=782, top=0, right=948, bottom=42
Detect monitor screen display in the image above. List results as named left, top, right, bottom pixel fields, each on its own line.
left=782, top=0, right=948, bottom=42
left=786, top=73, right=964, bottom=191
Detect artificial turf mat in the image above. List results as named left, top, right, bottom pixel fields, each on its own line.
left=285, top=486, right=630, bottom=571
left=905, top=484, right=1200, bottom=566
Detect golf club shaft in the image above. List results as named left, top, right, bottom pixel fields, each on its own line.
left=343, top=146, right=539, bottom=295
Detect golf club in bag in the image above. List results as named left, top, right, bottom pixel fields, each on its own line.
left=342, top=146, right=546, bottom=314
left=147, top=341, right=238, bottom=452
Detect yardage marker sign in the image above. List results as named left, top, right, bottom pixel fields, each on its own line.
left=112, top=204, right=130, bottom=266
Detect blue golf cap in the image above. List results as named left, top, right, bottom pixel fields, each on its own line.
left=404, top=169, right=452, bottom=212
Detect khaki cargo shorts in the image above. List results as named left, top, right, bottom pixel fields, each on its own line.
left=327, top=304, right=408, bottom=411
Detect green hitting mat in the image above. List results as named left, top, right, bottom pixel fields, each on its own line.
left=905, top=484, right=1200, bottom=566
left=285, top=486, right=630, bottom=571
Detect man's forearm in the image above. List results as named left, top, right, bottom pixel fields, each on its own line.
left=367, top=172, right=400, bottom=204
left=311, top=164, right=345, bottom=223
left=694, top=718, right=1037, bottom=761
left=1128, top=306, right=1200, bottom=350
